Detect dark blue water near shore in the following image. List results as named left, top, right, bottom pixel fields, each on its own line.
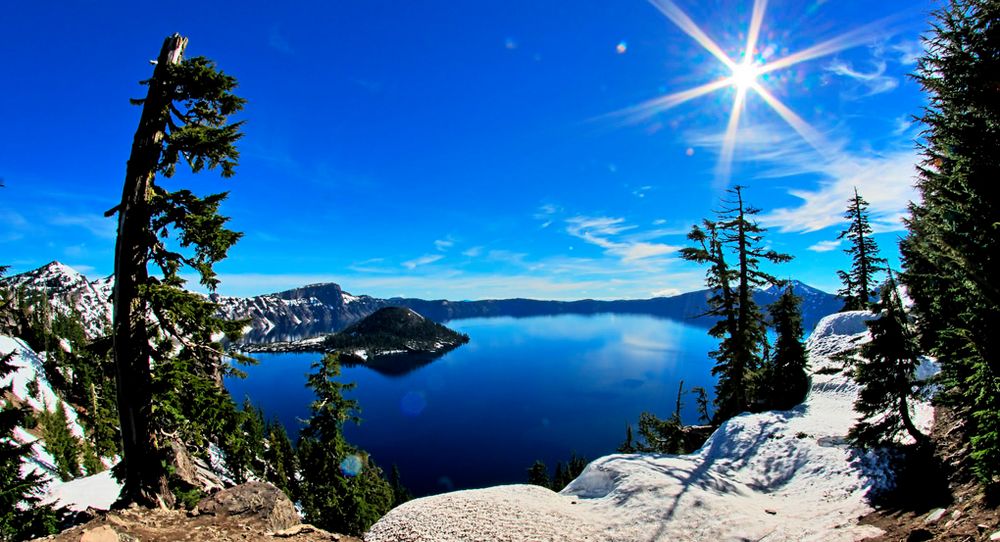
left=225, top=313, right=717, bottom=496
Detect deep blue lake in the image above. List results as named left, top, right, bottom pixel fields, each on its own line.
left=225, top=313, right=717, bottom=496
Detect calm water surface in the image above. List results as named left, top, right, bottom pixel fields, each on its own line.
left=225, top=313, right=717, bottom=496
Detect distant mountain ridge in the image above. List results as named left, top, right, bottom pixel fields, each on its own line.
left=4, top=262, right=843, bottom=343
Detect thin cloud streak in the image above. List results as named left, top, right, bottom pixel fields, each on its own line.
left=690, top=123, right=919, bottom=233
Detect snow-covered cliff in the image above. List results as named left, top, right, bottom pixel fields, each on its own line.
left=364, top=311, right=936, bottom=542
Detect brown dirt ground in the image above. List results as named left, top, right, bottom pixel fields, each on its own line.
left=32, top=507, right=362, bottom=542
left=860, top=405, right=999, bottom=542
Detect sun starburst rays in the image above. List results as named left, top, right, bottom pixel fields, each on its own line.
left=621, top=0, right=888, bottom=185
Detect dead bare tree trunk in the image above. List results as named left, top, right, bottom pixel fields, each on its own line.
left=111, top=33, right=187, bottom=508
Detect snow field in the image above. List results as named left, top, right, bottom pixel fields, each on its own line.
left=365, top=311, right=936, bottom=542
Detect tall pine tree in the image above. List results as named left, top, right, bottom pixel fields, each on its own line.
left=682, top=186, right=791, bottom=421
left=837, top=188, right=883, bottom=311
left=761, top=284, right=810, bottom=410
left=108, top=34, right=249, bottom=506
left=296, top=353, right=393, bottom=535
left=899, top=0, right=1000, bottom=487
left=848, top=276, right=928, bottom=448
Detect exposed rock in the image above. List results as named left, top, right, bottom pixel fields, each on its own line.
left=922, top=507, right=947, bottom=523
left=78, top=525, right=119, bottom=542
left=196, top=482, right=300, bottom=532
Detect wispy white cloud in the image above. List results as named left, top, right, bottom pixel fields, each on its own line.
left=49, top=212, right=116, bottom=239
left=892, top=114, right=916, bottom=136
left=808, top=240, right=842, bottom=252
left=402, top=254, right=444, bottom=270
left=825, top=58, right=899, bottom=97
left=565, top=216, right=681, bottom=263
left=632, top=185, right=654, bottom=198
left=690, top=122, right=919, bottom=234
left=651, top=287, right=681, bottom=297
left=534, top=203, right=561, bottom=228
left=891, top=39, right=923, bottom=65
left=462, top=246, right=483, bottom=257
left=434, top=238, right=455, bottom=251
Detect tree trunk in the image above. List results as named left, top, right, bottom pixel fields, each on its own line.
left=899, top=393, right=928, bottom=446
left=112, top=33, right=187, bottom=508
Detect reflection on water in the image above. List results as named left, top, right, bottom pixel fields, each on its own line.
left=225, top=314, right=717, bottom=497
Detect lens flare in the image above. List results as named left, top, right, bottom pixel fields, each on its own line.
left=610, top=0, right=893, bottom=185
left=340, top=454, right=364, bottom=477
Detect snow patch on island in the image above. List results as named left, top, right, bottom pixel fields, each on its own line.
left=365, top=311, right=934, bottom=542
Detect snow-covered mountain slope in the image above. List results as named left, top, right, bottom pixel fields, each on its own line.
left=364, top=311, right=935, bottom=542
left=4, top=261, right=113, bottom=339
left=0, top=335, right=123, bottom=509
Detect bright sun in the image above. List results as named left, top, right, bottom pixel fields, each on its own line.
left=730, top=62, right=759, bottom=91
left=615, top=0, right=879, bottom=185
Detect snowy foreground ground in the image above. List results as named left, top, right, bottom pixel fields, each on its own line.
left=365, top=311, right=936, bottom=542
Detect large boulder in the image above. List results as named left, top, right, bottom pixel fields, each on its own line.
left=196, top=481, right=300, bottom=532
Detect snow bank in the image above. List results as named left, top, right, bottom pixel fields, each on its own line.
left=365, top=311, right=934, bottom=542
left=42, top=470, right=122, bottom=512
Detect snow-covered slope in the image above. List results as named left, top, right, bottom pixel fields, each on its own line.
left=365, top=311, right=935, bottom=542
left=0, top=335, right=123, bottom=509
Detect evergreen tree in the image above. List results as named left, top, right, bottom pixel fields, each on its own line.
left=899, top=0, right=1000, bottom=487
left=848, top=276, right=928, bottom=448
left=761, top=284, right=810, bottom=410
left=526, top=460, right=551, bottom=488
left=681, top=186, right=791, bottom=421
left=262, top=418, right=298, bottom=501
left=296, top=353, right=393, bottom=535
left=1, top=350, right=58, bottom=541
left=551, top=453, right=587, bottom=491
left=629, top=381, right=689, bottom=454
left=107, top=33, right=250, bottom=506
left=388, top=464, right=412, bottom=506
left=617, top=423, right=637, bottom=453
left=38, top=400, right=82, bottom=481
left=224, top=399, right=266, bottom=483
left=691, top=386, right=712, bottom=424
left=837, top=188, right=884, bottom=311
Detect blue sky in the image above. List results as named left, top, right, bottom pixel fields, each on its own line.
left=1, top=0, right=931, bottom=300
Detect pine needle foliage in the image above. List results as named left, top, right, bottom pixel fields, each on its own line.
left=109, top=34, right=253, bottom=506
left=37, top=401, right=82, bottom=481
left=681, top=186, right=792, bottom=421
left=848, top=276, right=929, bottom=449
left=296, top=353, right=393, bottom=536
left=836, top=188, right=884, bottom=311
left=760, top=285, right=810, bottom=411
left=899, top=0, right=1000, bottom=487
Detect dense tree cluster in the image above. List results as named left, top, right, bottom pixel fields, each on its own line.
left=900, top=0, right=1000, bottom=488
left=680, top=186, right=801, bottom=422
left=524, top=453, right=588, bottom=492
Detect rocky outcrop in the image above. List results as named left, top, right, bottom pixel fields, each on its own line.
left=195, top=482, right=299, bottom=532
